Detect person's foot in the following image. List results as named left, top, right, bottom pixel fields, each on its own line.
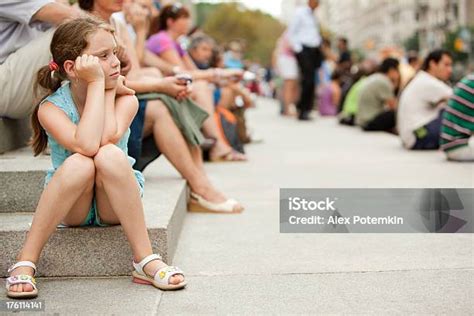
left=142, top=259, right=184, bottom=285
left=8, top=266, right=35, bottom=294
left=209, top=140, right=232, bottom=159
left=298, top=111, right=313, bottom=121
left=190, top=182, right=244, bottom=213
left=193, top=184, right=226, bottom=203
left=210, top=150, right=247, bottom=162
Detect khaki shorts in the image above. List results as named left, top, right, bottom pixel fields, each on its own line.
left=0, top=29, right=54, bottom=119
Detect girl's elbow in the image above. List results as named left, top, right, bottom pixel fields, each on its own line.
left=76, top=142, right=100, bottom=157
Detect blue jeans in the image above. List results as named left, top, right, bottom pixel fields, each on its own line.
left=412, top=110, right=444, bottom=150
left=128, top=99, right=147, bottom=161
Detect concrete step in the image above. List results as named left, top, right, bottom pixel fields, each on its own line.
left=0, top=147, right=49, bottom=213
left=0, top=117, right=32, bottom=154
left=0, top=151, right=188, bottom=277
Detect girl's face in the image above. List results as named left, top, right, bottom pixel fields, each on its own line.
left=83, top=29, right=121, bottom=89
left=168, top=17, right=190, bottom=36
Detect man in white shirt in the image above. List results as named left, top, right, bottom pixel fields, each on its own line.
left=287, top=0, right=322, bottom=121
left=397, top=49, right=453, bottom=150
left=0, top=0, right=81, bottom=119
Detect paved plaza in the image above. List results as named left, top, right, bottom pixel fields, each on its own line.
left=2, top=98, right=473, bottom=315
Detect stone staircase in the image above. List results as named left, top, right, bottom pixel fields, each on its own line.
left=0, top=117, right=32, bottom=154
left=0, top=146, right=188, bottom=277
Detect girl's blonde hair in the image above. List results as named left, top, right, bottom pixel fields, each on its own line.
left=31, top=16, right=114, bottom=156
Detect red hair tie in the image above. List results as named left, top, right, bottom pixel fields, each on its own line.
left=49, top=60, right=59, bottom=72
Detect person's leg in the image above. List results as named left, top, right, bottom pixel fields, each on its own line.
left=217, top=86, right=236, bottom=110
left=282, top=79, right=294, bottom=115
left=446, top=145, right=474, bottom=161
left=93, top=144, right=184, bottom=285
left=412, top=110, right=444, bottom=150
left=8, top=154, right=95, bottom=294
left=190, top=80, right=234, bottom=158
left=188, top=143, right=204, bottom=172
left=295, top=47, right=317, bottom=118
left=128, top=100, right=147, bottom=160
left=0, top=30, right=54, bottom=119
left=288, top=79, right=299, bottom=110
left=363, top=110, right=396, bottom=132
left=142, top=100, right=231, bottom=204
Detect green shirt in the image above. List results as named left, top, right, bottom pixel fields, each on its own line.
left=341, top=77, right=366, bottom=116
left=355, top=73, right=394, bottom=127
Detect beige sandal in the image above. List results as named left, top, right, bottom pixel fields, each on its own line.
left=132, top=254, right=186, bottom=291
left=188, top=192, right=244, bottom=213
left=6, top=261, right=38, bottom=299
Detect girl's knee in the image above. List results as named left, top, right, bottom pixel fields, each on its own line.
left=94, top=144, right=128, bottom=174
left=62, top=153, right=95, bottom=181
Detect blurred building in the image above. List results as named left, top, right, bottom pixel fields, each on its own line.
left=317, top=0, right=473, bottom=55
left=280, top=0, right=330, bottom=30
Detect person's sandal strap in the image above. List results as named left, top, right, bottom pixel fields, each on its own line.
left=132, top=254, right=162, bottom=275
left=153, top=266, right=184, bottom=286
left=7, top=261, right=37, bottom=275
left=6, top=275, right=37, bottom=291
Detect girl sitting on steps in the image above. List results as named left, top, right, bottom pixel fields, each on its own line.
left=5, top=17, right=186, bottom=299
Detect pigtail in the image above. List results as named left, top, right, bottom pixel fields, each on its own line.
left=30, top=65, right=62, bottom=156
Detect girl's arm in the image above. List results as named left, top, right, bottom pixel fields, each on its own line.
left=38, top=82, right=105, bottom=156
left=101, top=77, right=137, bottom=145
left=39, top=55, right=106, bottom=156
left=101, top=88, right=118, bottom=146
left=102, top=94, right=138, bottom=145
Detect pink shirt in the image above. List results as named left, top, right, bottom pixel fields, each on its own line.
left=146, top=31, right=186, bottom=57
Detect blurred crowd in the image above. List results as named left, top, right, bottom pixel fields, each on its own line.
left=272, top=0, right=473, bottom=162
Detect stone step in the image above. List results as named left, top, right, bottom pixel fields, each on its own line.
left=0, top=153, right=189, bottom=277
left=0, top=147, right=49, bottom=213
left=0, top=117, right=32, bottom=154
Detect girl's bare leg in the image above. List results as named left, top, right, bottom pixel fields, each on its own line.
left=9, top=154, right=95, bottom=293
left=93, top=144, right=184, bottom=285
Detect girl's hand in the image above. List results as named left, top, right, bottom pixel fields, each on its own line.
left=74, top=54, right=104, bottom=83
left=115, top=76, right=135, bottom=95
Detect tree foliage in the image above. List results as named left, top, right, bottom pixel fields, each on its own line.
left=196, top=3, right=285, bottom=65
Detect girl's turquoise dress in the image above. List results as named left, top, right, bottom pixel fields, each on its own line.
left=41, top=82, right=145, bottom=227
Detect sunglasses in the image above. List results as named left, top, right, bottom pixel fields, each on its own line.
left=170, top=2, right=183, bottom=15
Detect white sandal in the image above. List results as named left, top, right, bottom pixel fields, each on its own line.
left=5, top=261, right=38, bottom=298
left=132, top=254, right=186, bottom=291
left=188, top=192, right=244, bottom=214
